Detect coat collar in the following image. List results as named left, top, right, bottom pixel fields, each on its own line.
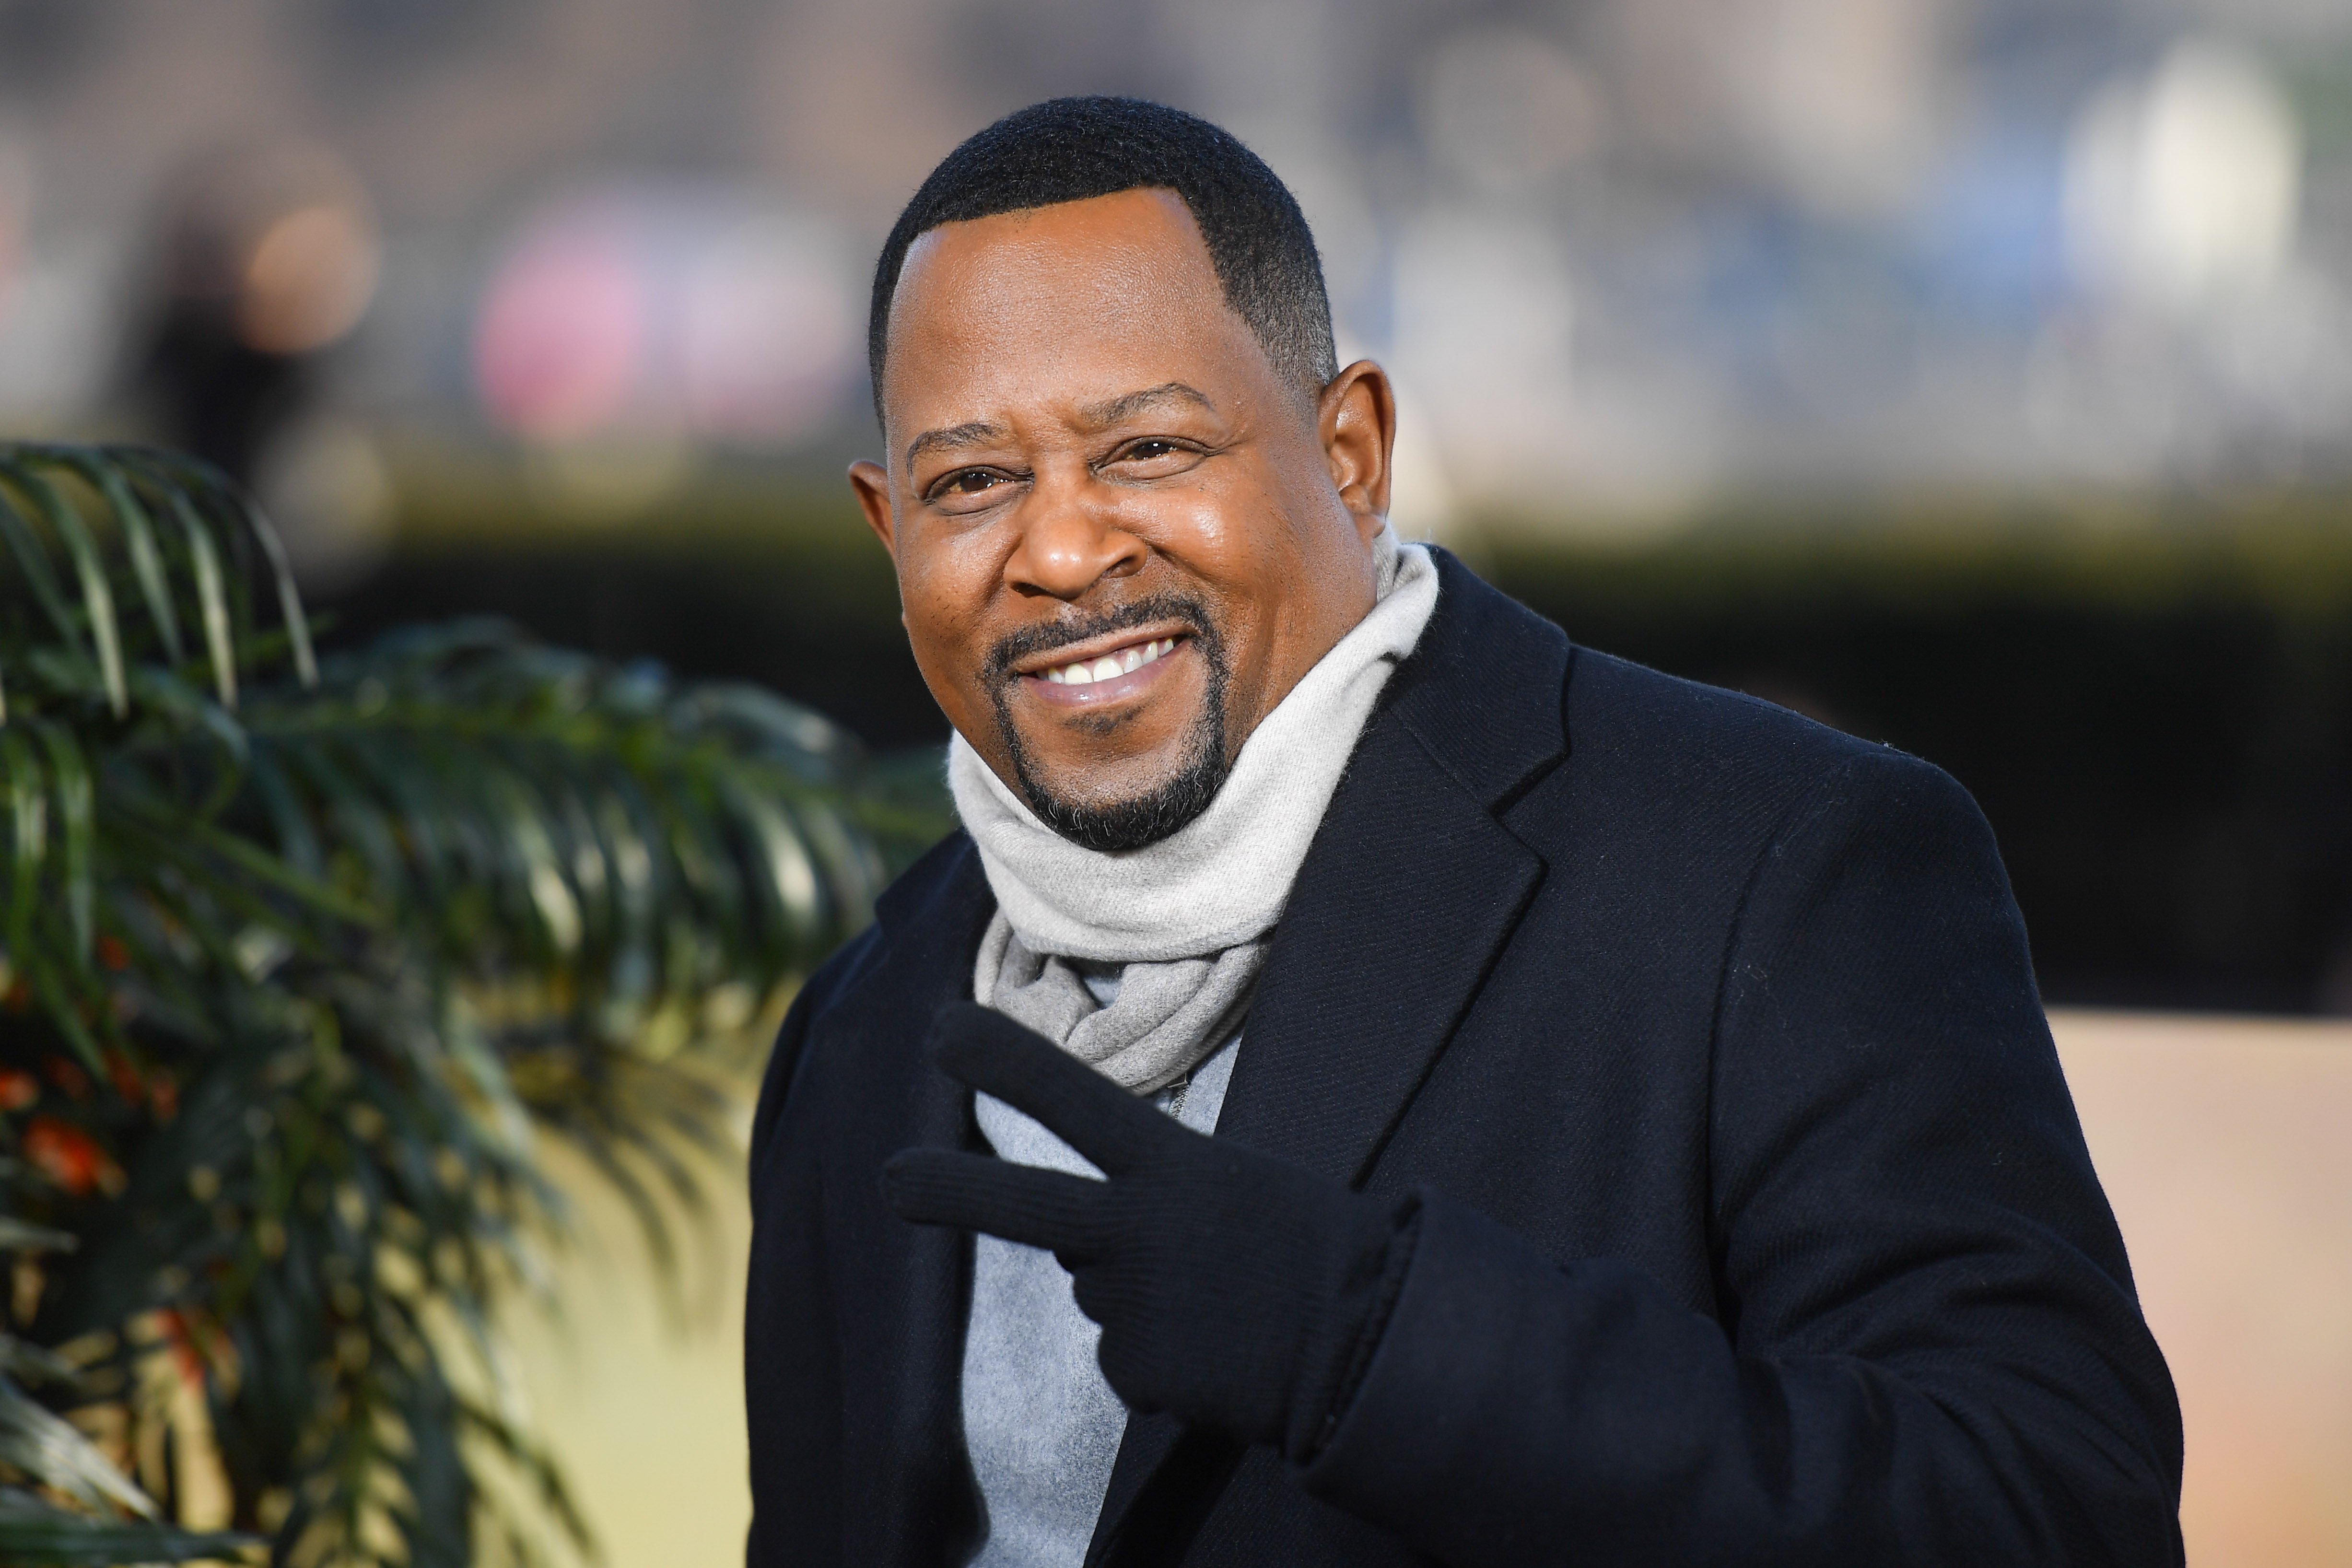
left=1384, top=545, right=1572, bottom=812
left=1087, top=550, right=1571, bottom=1562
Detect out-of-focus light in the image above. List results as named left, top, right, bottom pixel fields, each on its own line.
left=0, top=133, right=26, bottom=320
left=1421, top=28, right=1603, bottom=189
left=679, top=215, right=857, bottom=442
left=1736, top=0, right=1948, bottom=217
left=254, top=414, right=396, bottom=592
left=1384, top=379, right=1461, bottom=546
left=1390, top=216, right=1576, bottom=499
left=471, top=190, right=859, bottom=449
left=0, top=135, right=111, bottom=425
left=156, top=143, right=381, bottom=356
left=1594, top=0, right=1946, bottom=218
left=2064, top=38, right=2302, bottom=310
left=238, top=199, right=381, bottom=354
left=475, top=231, right=647, bottom=442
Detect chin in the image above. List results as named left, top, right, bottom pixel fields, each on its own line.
left=1012, top=742, right=1230, bottom=854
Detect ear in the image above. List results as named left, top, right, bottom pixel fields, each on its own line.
left=849, top=459, right=896, bottom=554
left=1317, top=359, right=1396, bottom=546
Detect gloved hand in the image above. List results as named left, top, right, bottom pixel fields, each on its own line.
left=884, top=1002, right=1422, bottom=1460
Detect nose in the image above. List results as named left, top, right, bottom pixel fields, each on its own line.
left=1002, top=474, right=1146, bottom=601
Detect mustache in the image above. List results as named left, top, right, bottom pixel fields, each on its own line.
left=982, top=593, right=1216, bottom=684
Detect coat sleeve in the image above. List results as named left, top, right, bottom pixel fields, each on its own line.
left=744, top=925, right=884, bottom=1568
left=1298, top=749, right=2185, bottom=1567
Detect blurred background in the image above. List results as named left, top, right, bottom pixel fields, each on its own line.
left=0, top=0, right=2348, bottom=1562
left=5, top=0, right=2352, bottom=1007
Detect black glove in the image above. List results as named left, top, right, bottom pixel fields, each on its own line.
left=884, top=1002, right=1421, bottom=1460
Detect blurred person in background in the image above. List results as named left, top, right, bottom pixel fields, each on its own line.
left=744, top=97, right=2183, bottom=1567
left=118, top=144, right=378, bottom=486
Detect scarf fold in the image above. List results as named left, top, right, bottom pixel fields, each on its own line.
left=973, top=919, right=1265, bottom=1095
left=953, top=527, right=1440, bottom=1093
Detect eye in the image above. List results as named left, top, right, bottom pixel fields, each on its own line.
left=926, top=467, right=1016, bottom=505
left=1104, top=437, right=1202, bottom=475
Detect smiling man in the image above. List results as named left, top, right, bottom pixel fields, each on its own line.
left=744, top=98, right=2183, bottom=1567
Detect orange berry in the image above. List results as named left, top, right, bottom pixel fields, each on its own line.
left=103, top=1052, right=143, bottom=1106
left=24, top=1115, right=103, bottom=1195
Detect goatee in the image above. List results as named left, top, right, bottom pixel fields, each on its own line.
left=985, top=595, right=1231, bottom=854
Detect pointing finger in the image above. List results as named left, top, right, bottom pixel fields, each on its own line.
left=882, top=1147, right=1111, bottom=1256
left=927, top=1002, right=1172, bottom=1176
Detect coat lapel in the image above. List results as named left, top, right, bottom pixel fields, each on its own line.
left=1216, top=713, right=1548, bottom=1182
left=1088, top=552, right=1572, bottom=1563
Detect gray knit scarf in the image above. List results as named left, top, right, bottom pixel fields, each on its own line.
left=952, top=527, right=1441, bottom=1093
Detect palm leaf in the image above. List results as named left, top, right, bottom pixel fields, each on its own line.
left=0, top=1375, right=152, bottom=1518
left=0, top=441, right=945, bottom=1568
left=0, top=1311, right=257, bottom=1567
left=0, top=1488, right=254, bottom=1566
left=1, top=466, right=129, bottom=718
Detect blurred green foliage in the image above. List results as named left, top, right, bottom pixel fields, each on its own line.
left=0, top=444, right=941, bottom=1566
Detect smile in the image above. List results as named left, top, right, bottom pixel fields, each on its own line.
left=1042, top=637, right=1178, bottom=685
left=1017, top=632, right=1188, bottom=707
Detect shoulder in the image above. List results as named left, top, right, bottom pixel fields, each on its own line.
left=1556, top=654, right=2021, bottom=1013
left=1558, top=644, right=1978, bottom=842
left=1401, top=556, right=1978, bottom=871
left=798, top=827, right=983, bottom=1028
left=1565, top=644, right=1891, bottom=786
left=1411, top=551, right=1953, bottom=820
left=804, top=829, right=977, bottom=1018
left=749, top=829, right=983, bottom=1160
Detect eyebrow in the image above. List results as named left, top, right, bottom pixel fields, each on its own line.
left=1077, top=381, right=1217, bottom=427
left=904, top=420, right=1006, bottom=472
left=900, top=383, right=1218, bottom=475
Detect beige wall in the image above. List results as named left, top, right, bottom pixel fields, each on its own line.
left=2057, top=1012, right=2352, bottom=1567
left=505, top=1140, right=755, bottom=1568
left=511, top=1011, right=2352, bottom=1566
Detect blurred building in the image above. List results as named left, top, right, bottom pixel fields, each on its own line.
left=0, top=0, right=2344, bottom=528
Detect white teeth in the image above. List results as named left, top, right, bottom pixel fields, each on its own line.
left=1043, top=638, right=1179, bottom=687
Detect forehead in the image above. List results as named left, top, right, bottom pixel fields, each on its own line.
left=880, top=188, right=1268, bottom=436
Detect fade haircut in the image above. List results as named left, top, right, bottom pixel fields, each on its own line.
left=867, top=96, right=1339, bottom=426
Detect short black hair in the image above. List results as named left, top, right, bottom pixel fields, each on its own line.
left=867, top=96, right=1338, bottom=425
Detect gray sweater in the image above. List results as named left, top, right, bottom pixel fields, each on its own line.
left=961, top=1030, right=1242, bottom=1567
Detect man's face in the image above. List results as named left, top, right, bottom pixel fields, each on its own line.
left=853, top=188, right=1395, bottom=850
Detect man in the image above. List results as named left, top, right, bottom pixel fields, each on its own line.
left=745, top=96, right=2183, bottom=1567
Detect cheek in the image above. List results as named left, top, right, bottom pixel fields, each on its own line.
left=1113, top=469, right=1287, bottom=592
left=896, top=535, right=1002, bottom=692
left=1117, top=489, right=1298, bottom=686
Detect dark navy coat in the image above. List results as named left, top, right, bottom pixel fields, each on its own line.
left=745, top=551, right=2183, bottom=1566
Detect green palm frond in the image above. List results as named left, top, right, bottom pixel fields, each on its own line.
left=0, top=1225, right=257, bottom=1566
left=0, top=1486, right=254, bottom=1568
left=0, top=442, right=940, bottom=1567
